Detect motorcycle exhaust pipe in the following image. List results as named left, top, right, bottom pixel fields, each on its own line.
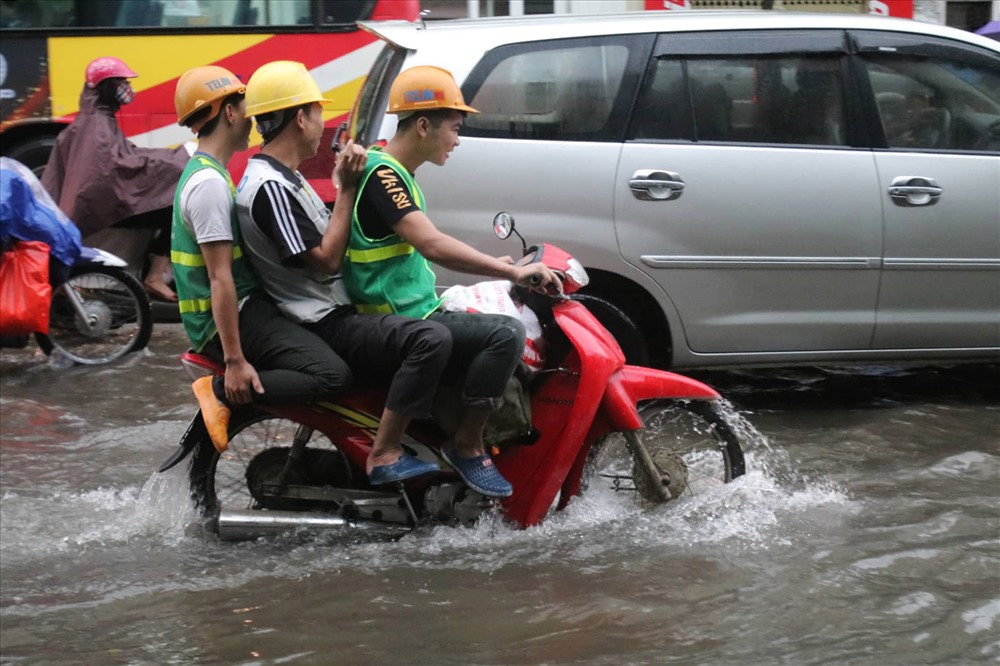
left=216, top=509, right=412, bottom=541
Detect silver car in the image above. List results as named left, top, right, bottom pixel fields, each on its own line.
left=344, top=11, right=1000, bottom=368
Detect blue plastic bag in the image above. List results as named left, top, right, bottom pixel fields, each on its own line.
left=0, top=157, right=82, bottom=268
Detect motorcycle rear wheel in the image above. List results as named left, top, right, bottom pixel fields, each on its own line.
left=187, top=409, right=352, bottom=525
left=590, top=399, right=746, bottom=503
left=36, top=266, right=152, bottom=364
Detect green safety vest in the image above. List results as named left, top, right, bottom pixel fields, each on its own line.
left=170, top=153, right=258, bottom=352
left=344, top=147, right=441, bottom=319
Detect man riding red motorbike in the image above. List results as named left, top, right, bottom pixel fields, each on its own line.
left=159, top=65, right=747, bottom=539
left=161, top=210, right=746, bottom=538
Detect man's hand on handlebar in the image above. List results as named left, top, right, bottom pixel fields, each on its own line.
left=512, top=263, right=563, bottom=296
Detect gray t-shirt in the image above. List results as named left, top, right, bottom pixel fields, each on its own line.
left=179, top=165, right=251, bottom=311
left=179, top=167, right=233, bottom=243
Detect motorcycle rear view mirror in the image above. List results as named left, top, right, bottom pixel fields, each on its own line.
left=493, top=211, right=514, bottom=239
left=493, top=211, right=527, bottom=255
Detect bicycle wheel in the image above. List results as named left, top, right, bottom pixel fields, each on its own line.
left=187, top=409, right=353, bottom=525
left=590, top=399, right=746, bottom=503
left=36, top=266, right=152, bottom=364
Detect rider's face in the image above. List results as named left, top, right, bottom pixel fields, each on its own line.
left=423, top=111, right=463, bottom=167
left=301, top=102, right=325, bottom=157
left=112, top=79, right=134, bottom=105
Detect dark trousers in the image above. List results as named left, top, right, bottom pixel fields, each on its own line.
left=429, top=311, right=526, bottom=411
left=203, top=294, right=352, bottom=405
left=306, top=311, right=452, bottom=419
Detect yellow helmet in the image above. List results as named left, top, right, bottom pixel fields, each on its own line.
left=175, top=65, right=246, bottom=133
left=244, top=61, right=332, bottom=118
left=388, top=66, right=478, bottom=117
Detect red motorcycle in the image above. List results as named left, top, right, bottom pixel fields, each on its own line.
left=159, top=213, right=746, bottom=540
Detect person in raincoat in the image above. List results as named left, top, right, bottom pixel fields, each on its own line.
left=41, top=56, right=188, bottom=301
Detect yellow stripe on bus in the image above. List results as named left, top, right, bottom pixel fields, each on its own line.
left=49, top=34, right=271, bottom=116
left=320, top=75, right=368, bottom=119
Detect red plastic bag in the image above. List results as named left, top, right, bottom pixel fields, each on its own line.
left=0, top=240, right=52, bottom=336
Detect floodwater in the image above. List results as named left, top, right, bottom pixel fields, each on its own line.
left=1, top=325, right=998, bottom=665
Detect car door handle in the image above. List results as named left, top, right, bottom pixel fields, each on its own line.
left=889, top=176, right=943, bottom=207
left=629, top=170, right=685, bottom=201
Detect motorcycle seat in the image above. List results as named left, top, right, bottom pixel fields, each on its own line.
left=180, top=350, right=224, bottom=380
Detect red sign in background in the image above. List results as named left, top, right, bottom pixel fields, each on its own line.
left=644, top=0, right=914, bottom=17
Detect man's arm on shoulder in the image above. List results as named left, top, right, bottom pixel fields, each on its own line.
left=302, top=140, right=367, bottom=274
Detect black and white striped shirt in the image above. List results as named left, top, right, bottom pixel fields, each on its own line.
left=248, top=154, right=323, bottom=267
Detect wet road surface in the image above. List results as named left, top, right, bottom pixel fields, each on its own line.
left=1, top=325, right=998, bottom=665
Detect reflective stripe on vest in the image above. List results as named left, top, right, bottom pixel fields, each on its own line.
left=178, top=296, right=213, bottom=314
left=354, top=302, right=395, bottom=314
left=171, top=245, right=243, bottom=268
left=345, top=243, right=414, bottom=264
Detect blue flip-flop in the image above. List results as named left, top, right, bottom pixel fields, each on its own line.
left=368, top=453, right=439, bottom=485
left=441, top=447, right=513, bottom=498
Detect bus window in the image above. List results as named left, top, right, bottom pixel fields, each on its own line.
left=321, top=0, right=369, bottom=25
left=0, top=0, right=72, bottom=28
left=1, top=0, right=375, bottom=29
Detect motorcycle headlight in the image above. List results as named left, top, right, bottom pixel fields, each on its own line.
left=565, top=257, right=589, bottom=292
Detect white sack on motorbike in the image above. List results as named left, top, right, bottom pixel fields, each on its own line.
left=440, top=280, right=546, bottom=375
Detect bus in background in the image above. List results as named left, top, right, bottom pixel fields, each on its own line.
left=0, top=0, right=419, bottom=201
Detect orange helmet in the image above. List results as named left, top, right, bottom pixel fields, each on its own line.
left=387, top=66, right=478, bottom=118
left=175, top=65, right=246, bottom=133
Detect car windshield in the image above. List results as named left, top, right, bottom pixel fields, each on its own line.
left=350, top=43, right=407, bottom=145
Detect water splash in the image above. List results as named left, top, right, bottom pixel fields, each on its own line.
left=0, top=399, right=851, bottom=603
left=0, top=470, right=195, bottom=562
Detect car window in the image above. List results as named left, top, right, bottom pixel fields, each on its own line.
left=462, top=36, right=650, bottom=142
left=630, top=54, right=846, bottom=146
left=864, top=55, right=1000, bottom=152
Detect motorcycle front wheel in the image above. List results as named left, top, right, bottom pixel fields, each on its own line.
left=187, top=409, right=352, bottom=525
left=590, top=399, right=746, bottom=503
left=36, top=266, right=152, bottom=364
